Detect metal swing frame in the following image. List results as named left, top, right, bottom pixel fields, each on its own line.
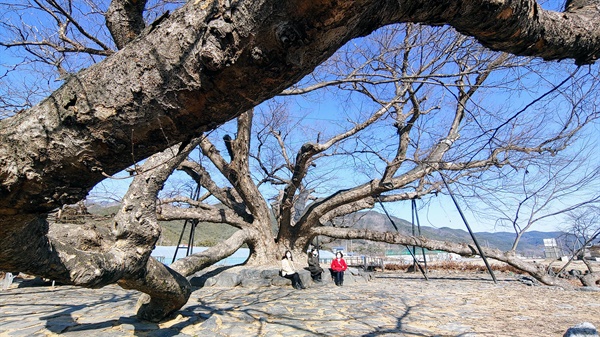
left=376, top=172, right=498, bottom=284
left=172, top=184, right=202, bottom=264
left=376, top=196, right=429, bottom=280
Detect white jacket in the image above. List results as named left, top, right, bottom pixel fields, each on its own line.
left=281, top=258, right=296, bottom=276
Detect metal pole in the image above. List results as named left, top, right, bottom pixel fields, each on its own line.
left=172, top=220, right=188, bottom=264
left=376, top=196, right=428, bottom=280
left=190, top=220, right=198, bottom=255
left=439, top=173, right=497, bottom=283
left=411, top=201, right=416, bottom=272
left=186, top=186, right=202, bottom=257
left=413, top=199, right=428, bottom=275
left=173, top=184, right=202, bottom=263
left=186, top=220, right=194, bottom=257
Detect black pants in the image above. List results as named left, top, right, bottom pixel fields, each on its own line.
left=332, top=271, right=344, bottom=286
left=308, top=266, right=323, bottom=281
left=283, top=272, right=304, bottom=289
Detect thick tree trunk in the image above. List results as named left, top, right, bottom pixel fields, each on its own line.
left=0, top=140, right=201, bottom=321
left=1, top=0, right=599, bottom=216
left=1, top=0, right=600, bottom=322
left=119, top=258, right=191, bottom=322
left=246, top=224, right=281, bottom=265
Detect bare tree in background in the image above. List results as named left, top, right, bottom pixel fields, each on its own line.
left=440, top=64, right=600, bottom=254
left=1, top=0, right=600, bottom=321
left=555, top=206, right=600, bottom=285
left=475, top=146, right=600, bottom=252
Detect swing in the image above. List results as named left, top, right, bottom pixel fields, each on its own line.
left=172, top=184, right=202, bottom=264
left=376, top=196, right=429, bottom=280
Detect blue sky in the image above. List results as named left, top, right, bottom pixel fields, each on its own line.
left=2, top=0, right=598, bottom=235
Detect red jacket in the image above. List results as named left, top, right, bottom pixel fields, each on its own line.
left=330, top=258, right=347, bottom=272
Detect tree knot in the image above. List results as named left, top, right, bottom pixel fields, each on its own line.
left=275, top=21, right=307, bottom=49
left=200, top=18, right=239, bottom=71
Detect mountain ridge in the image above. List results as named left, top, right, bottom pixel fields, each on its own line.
left=335, top=210, right=566, bottom=256
left=87, top=203, right=565, bottom=256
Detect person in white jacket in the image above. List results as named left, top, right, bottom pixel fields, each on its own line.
left=281, top=250, right=305, bottom=289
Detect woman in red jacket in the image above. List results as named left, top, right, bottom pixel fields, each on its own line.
left=330, top=251, right=347, bottom=286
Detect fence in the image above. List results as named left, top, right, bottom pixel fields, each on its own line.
left=321, top=255, right=385, bottom=271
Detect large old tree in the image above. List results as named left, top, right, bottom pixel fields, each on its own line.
left=1, top=0, right=600, bottom=321
left=156, top=20, right=598, bottom=289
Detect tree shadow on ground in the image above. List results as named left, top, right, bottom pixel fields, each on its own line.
left=38, top=292, right=137, bottom=334
left=0, top=288, right=141, bottom=335
left=180, top=286, right=437, bottom=336
left=188, top=264, right=238, bottom=287
left=2, top=271, right=494, bottom=336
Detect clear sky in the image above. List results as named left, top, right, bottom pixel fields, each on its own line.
left=2, top=0, right=598, bottom=235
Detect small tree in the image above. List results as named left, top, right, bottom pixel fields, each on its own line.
left=460, top=136, right=600, bottom=252
left=557, top=206, right=600, bottom=284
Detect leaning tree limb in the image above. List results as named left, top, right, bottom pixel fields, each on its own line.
left=1, top=0, right=599, bottom=322
left=2, top=0, right=599, bottom=217
left=1, top=139, right=203, bottom=321
left=169, top=229, right=250, bottom=277
left=311, top=226, right=577, bottom=288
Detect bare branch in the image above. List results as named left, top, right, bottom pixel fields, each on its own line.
left=170, top=229, right=249, bottom=277
left=106, top=0, right=148, bottom=49
left=311, top=226, right=574, bottom=287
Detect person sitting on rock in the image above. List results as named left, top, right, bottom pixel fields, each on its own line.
left=307, top=248, right=324, bottom=282
left=281, top=250, right=305, bottom=289
left=330, top=251, right=348, bottom=286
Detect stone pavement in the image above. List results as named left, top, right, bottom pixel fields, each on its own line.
left=0, top=271, right=599, bottom=336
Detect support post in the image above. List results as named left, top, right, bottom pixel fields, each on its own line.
left=439, top=173, right=497, bottom=284
left=172, top=184, right=202, bottom=264
left=412, top=199, right=428, bottom=275
left=172, top=221, right=188, bottom=264
left=376, top=196, right=428, bottom=281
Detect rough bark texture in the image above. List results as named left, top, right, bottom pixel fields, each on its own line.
left=119, top=258, right=191, bottom=322
left=1, top=0, right=600, bottom=321
left=1, top=0, right=599, bottom=216
left=0, top=139, right=201, bottom=321
left=105, top=0, right=148, bottom=49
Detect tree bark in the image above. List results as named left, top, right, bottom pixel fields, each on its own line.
left=580, top=272, right=600, bottom=287
left=0, top=139, right=201, bottom=320
left=1, top=0, right=600, bottom=321
left=312, top=226, right=576, bottom=288
left=119, top=257, right=191, bottom=322
left=2, top=0, right=599, bottom=216
left=105, top=0, right=148, bottom=50
left=170, top=230, right=249, bottom=276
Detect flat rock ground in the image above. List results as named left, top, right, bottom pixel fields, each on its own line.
left=0, top=270, right=598, bottom=336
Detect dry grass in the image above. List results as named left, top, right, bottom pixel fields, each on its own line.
left=384, top=260, right=526, bottom=274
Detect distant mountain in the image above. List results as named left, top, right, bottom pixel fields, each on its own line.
left=86, top=203, right=566, bottom=256
left=332, top=210, right=566, bottom=257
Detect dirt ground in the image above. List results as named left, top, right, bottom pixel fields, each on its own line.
left=381, top=269, right=600, bottom=336
left=0, top=260, right=599, bottom=336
